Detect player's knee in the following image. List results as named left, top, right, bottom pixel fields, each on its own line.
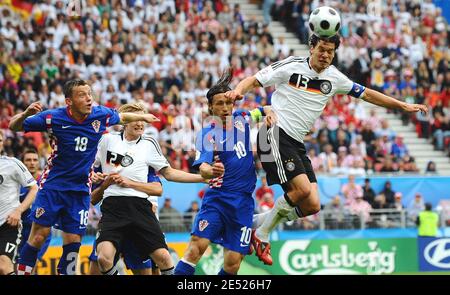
left=30, top=233, right=48, bottom=247
left=223, top=259, right=241, bottom=274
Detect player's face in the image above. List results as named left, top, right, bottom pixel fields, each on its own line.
left=210, top=93, right=234, bottom=122
left=124, top=111, right=145, bottom=139
left=310, top=40, right=336, bottom=72
left=66, top=85, right=93, bottom=116
left=23, top=153, right=39, bottom=174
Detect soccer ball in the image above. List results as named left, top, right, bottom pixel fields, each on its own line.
left=308, top=6, right=341, bottom=38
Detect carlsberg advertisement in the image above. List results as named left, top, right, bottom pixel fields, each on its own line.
left=196, top=238, right=418, bottom=275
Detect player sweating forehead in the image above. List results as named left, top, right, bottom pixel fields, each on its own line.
left=314, top=40, right=336, bottom=54
left=210, top=93, right=234, bottom=114
left=71, top=85, right=92, bottom=100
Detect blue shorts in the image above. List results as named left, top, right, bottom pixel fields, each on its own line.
left=30, top=189, right=90, bottom=235
left=89, top=238, right=152, bottom=270
left=18, top=223, right=52, bottom=261
left=192, top=190, right=255, bottom=255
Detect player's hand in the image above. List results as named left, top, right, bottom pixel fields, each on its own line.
left=224, top=90, right=244, bottom=101
left=403, top=103, right=428, bottom=114
left=24, top=102, right=43, bottom=117
left=143, top=114, right=160, bottom=123
left=91, top=172, right=107, bottom=184
left=211, top=162, right=225, bottom=178
left=101, top=172, right=119, bottom=188
left=6, top=209, right=21, bottom=227
left=264, top=109, right=278, bottom=127
left=112, top=174, right=133, bottom=188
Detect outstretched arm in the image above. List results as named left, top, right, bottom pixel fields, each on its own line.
left=119, top=112, right=160, bottom=124
left=361, top=88, right=428, bottom=114
left=9, top=102, right=43, bottom=131
left=224, top=76, right=262, bottom=101
left=159, top=166, right=207, bottom=183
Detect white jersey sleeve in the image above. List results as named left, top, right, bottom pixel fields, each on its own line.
left=94, top=134, right=108, bottom=168
left=255, top=56, right=298, bottom=87
left=12, top=158, right=36, bottom=187
left=145, top=137, right=170, bottom=171
left=333, top=67, right=365, bottom=98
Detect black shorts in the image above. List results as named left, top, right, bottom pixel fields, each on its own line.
left=257, top=125, right=317, bottom=191
left=96, top=197, right=167, bottom=260
left=0, top=222, right=21, bottom=262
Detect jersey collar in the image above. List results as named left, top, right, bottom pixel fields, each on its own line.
left=66, top=107, right=88, bottom=124
left=120, top=131, right=142, bottom=144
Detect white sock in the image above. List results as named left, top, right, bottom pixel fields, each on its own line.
left=253, top=207, right=301, bottom=229
left=255, top=194, right=295, bottom=243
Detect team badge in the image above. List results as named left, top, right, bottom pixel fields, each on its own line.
left=92, top=120, right=101, bottom=133
left=286, top=161, right=295, bottom=172
left=120, top=155, right=134, bottom=167
left=319, top=81, right=332, bottom=94
left=35, top=207, right=45, bottom=218
left=199, top=220, right=209, bottom=232
left=0, top=175, right=3, bottom=185
left=234, top=120, right=245, bottom=132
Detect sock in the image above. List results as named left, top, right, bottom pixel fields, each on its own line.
left=161, top=266, right=174, bottom=275
left=57, top=242, right=81, bottom=275
left=174, top=258, right=196, bottom=275
left=218, top=268, right=234, bottom=275
left=256, top=193, right=295, bottom=242
left=17, top=242, right=39, bottom=275
left=253, top=206, right=302, bottom=229
left=252, top=211, right=270, bottom=228
left=101, top=264, right=119, bottom=275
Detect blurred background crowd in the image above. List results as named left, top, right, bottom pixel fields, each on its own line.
left=0, top=0, right=449, bottom=228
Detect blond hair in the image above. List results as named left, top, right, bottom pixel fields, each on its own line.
left=118, top=102, right=147, bottom=114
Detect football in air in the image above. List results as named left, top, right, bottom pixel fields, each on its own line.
left=309, top=6, right=341, bottom=38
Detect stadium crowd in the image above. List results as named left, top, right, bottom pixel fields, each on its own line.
left=0, top=0, right=449, bottom=227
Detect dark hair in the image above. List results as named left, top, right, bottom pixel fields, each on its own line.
left=425, top=202, right=432, bottom=211
left=63, top=79, right=89, bottom=98
left=22, top=148, right=38, bottom=161
left=206, top=68, right=233, bottom=105
left=309, top=34, right=341, bottom=50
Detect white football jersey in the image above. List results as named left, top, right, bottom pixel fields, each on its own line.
left=94, top=133, right=169, bottom=199
left=0, top=156, right=36, bottom=226
left=255, top=56, right=364, bottom=142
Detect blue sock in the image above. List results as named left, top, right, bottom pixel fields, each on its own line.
left=218, top=268, right=234, bottom=275
left=57, top=242, right=81, bottom=275
left=174, top=259, right=196, bottom=275
left=17, top=242, right=39, bottom=274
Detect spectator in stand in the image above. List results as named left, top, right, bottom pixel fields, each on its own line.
left=362, top=178, right=376, bottom=207
left=319, top=143, right=338, bottom=173
left=255, top=175, right=274, bottom=204
left=391, top=192, right=405, bottom=211
left=391, top=135, right=409, bottom=160
left=308, top=148, right=323, bottom=173
left=378, top=181, right=396, bottom=205
left=425, top=161, right=437, bottom=174
left=323, top=195, right=350, bottom=229
left=258, top=192, right=275, bottom=214
left=341, top=174, right=363, bottom=205
left=346, top=192, right=372, bottom=226
left=407, top=193, right=425, bottom=226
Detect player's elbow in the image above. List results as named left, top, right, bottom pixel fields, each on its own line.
left=152, top=184, right=163, bottom=196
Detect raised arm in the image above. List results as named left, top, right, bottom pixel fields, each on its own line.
left=361, top=88, right=428, bottom=114
left=119, top=112, right=160, bottom=124
left=224, top=76, right=261, bottom=101
left=9, top=102, right=43, bottom=131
